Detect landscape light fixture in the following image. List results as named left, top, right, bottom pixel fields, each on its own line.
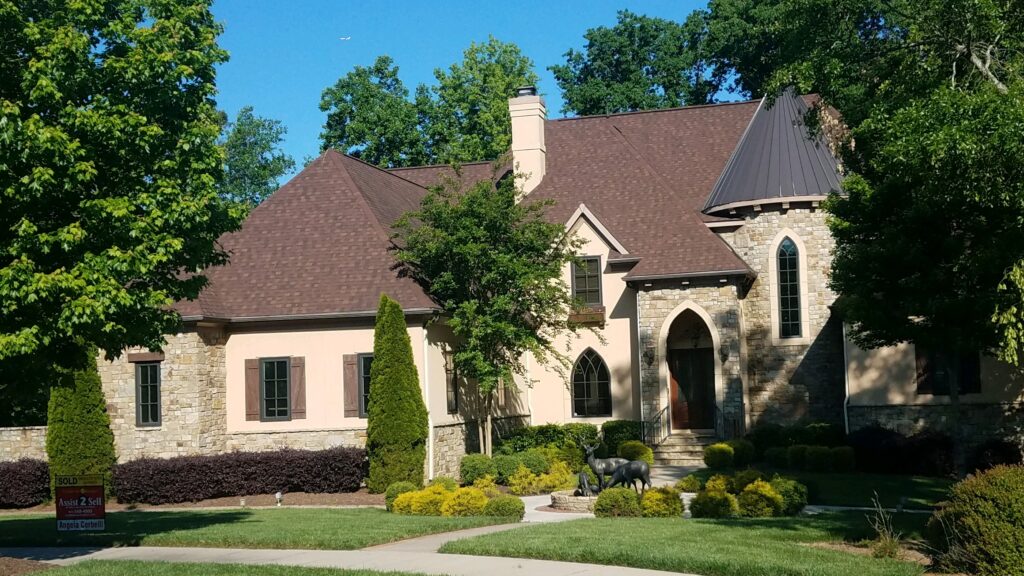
left=275, top=491, right=283, bottom=506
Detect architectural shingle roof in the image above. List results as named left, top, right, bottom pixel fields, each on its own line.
left=703, top=90, right=842, bottom=213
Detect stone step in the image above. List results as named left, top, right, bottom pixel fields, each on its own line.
left=653, top=456, right=707, bottom=467
left=659, top=435, right=717, bottom=447
left=653, top=445, right=708, bottom=456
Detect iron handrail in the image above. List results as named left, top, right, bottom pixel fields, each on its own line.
left=642, top=406, right=670, bottom=446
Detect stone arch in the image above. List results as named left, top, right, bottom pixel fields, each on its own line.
left=657, top=300, right=724, bottom=431
left=768, top=228, right=811, bottom=345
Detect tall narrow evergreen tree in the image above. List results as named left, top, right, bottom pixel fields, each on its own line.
left=45, top=357, right=116, bottom=494
left=365, top=295, right=428, bottom=492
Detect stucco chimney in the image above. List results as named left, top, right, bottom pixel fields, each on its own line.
left=509, top=86, right=546, bottom=196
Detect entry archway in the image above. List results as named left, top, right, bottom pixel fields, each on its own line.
left=657, top=301, right=722, bottom=431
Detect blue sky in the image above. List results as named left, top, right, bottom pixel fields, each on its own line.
left=212, top=0, right=709, bottom=177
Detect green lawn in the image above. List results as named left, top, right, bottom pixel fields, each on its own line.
left=0, top=508, right=509, bottom=550
left=691, top=468, right=952, bottom=508
left=440, top=511, right=930, bottom=576
left=48, top=560, right=427, bottom=576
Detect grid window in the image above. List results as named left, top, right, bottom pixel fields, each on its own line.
left=446, top=369, right=459, bottom=414
left=261, top=358, right=290, bottom=420
left=572, top=256, right=602, bottom=306
left=359, top=354, right=373, bottom=418
left=916, top=347, right=981, bottom=395
left=777, top=238, right=802, bottom=338
left=135, top=362, right=161, bottom=427
left=572, top=349, right=611, bottom=417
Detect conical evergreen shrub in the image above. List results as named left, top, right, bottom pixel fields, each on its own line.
left=46, top=359, right=116, bottom=495
left=365, top=294, right=428, bottom=493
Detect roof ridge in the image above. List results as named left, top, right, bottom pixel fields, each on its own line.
left=333, top=149, right=432, bottom=190
left=325, top=151, right=396, bottom=244
left=388, top=159, right=496, bottom=172
left=703, top=96, right=767, bottom=212
left=551, top=98, right=761, bottom=123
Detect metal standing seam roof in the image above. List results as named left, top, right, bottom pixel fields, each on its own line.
left=702, top=89, right=843, bottom=214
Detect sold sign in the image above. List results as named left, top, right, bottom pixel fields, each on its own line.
left=55, top=475, right=105, bottom=531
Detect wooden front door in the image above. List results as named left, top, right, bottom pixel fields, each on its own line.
left=668, top=348, right=715, bottom=430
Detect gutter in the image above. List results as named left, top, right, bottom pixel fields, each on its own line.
left=625, top=269, right=751, bottom=283
left=180, top=307, right=439, bottom=324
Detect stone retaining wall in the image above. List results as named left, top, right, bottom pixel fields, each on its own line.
left=0, top=426, right=47, bottom=461
left=848, top=402, right=1024, bottom=453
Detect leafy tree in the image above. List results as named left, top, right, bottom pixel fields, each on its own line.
left=551, top=10, right=720, bottom=115
left=365, top=294, right=428, bottom=492
left=220, top=106, right=295, bottom=207
left=0, top=0, right=244, bottom=362
left=319, top=55, right=428, bottom=168
left=392, top=165, right=584, bottom=455
left=421, top=36, right=539, bottom=163
left=46, top=357, right=116, bottom=494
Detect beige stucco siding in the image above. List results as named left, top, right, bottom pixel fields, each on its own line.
left=846, top=338, right=1024, bottom=406
left=527, top=217, right=639, bottom=425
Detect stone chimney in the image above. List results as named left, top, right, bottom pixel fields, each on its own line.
left=509, top=86, right=546, bottom=195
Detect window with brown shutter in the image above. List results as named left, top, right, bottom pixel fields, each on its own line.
left=915, top=346, right=982, bottom=396
left=343, top=354, right=359, bottom=417
left=245, top=358, right=260, bottom=421
left=290, top=356, right=306, bottom=419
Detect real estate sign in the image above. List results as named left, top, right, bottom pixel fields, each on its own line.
left=55, top=475, right=105, bottom=531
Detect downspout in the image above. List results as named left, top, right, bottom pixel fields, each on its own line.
left=422, top=325, right=434, bottom=479
left=635, top=286, right=645, bottom=427
left=841, top=322, right=851, bottom=435
left=526, top=353, right=534, bottom=426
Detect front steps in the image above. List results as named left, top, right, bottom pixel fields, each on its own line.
left=652, top=429, right=718, bottom=466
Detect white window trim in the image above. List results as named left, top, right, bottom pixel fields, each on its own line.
left=768, top=228, right=811, bottom=346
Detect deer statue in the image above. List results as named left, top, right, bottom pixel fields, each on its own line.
left=574, top=471, right=600, bottom=497
left=605, top=460, right=652, bottom=494
left=583, top=443, right=628, bottom=489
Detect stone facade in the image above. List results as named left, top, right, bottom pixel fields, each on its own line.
left=0, top=426, right=46, bottom=461
left=222, top=429, right=366, bottom=452
left=848, top=403, right=1024, bottom=453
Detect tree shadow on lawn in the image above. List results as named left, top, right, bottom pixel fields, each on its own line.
left=689, top=510, right=928, bottom=542
left=0, top=510, right=253, bottom=549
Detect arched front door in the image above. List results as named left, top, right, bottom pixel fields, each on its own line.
left=666, top=310, right=716, bottom=430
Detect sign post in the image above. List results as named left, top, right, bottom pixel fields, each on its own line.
left=55, top=475, right=106, bottom=532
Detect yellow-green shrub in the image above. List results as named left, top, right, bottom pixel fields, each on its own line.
left=689, top=490, right=739, bottom=518
left=440, top=487, right=489, bottom=517
left=483, top=495, right=525, bottom=520
left=675, top=475, right=703, bottom=493
left=737, top=479, right=784, bottom=517
left=410, top=484, right=452, bottom=516
left=392, top=491, right=416, bottom=515
left=385, top=481, right=418, bottom=512
left=508, top=464, right=540, bottom=495
left=704, top=443, right=734, bottom=469
left=535, top=461, right=575, bottom=492
left=705, top=474, right=731, bottom=492
left=472, top=475, right=502, bottom=498
left=616, top=441, right=654, bottom=465
left=731, top=469, right=764, bottom=493
left=641, top=486, right=683, bottom=517
left=594, top=487, right=641, bottom=517
left=428, top=476, right=458, bottom=491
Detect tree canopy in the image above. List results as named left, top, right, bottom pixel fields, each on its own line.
left=0, top=0, right=244, bottom=363
left=220, top=106, right=295, bottom=207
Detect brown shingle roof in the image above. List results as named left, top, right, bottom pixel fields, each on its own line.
left=388, top=160, right=507, bottom=190
left=179, top=150, right=436, bottom=321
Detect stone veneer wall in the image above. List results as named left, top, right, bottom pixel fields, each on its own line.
left=848, top=403, right=1024, bottom=453
left=0, top=426, right=47, bottom=461
left=638, top=281, right=746, bottom=437
left=716, top=206, right=845, bottom=425
left=433, top=416, right=529, bottom=479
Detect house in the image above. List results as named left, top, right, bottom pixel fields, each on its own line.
left=2, top=88, right=1019, bottom=474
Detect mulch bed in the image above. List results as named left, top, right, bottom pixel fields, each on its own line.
left=1, top=489, right=384, bottom=515
left=805, top=542, right=966, bottom=576
left=0, top=556, right=54, bottom=575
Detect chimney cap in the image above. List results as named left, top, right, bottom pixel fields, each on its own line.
left=514, top=85, right=537, bottom=97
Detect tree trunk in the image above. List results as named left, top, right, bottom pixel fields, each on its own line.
left=485, top=392, right=494, bottom=456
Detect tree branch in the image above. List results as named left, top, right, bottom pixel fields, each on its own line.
left=957, top=42, right=1009, bottom=94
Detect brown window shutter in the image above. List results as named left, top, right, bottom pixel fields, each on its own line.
left=343, top=354, right=359, bottom=417
left=245, top=358, right=260, bottom=421
left=290, top=356, right=306, bottom=419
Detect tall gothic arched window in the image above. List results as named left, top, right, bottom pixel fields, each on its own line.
left=572, top=349, right=611, bottom=417
left=777, top=237, right=801, bottom=338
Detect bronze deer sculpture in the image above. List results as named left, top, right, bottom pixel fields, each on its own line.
left=583, top=443, right=628, bottom=489
left=605, top=460, right=652, bottom=493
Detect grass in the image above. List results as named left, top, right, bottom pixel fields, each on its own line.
left=440, top=511, right=930, bottom=576
left=691, top=468, right=952, bottom=508
left=0, top=508, right=509, bottom=550
left=47, top=560, right=428, bottom=576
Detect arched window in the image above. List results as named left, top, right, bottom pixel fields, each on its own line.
left=572, top=349, right=611, bottom=417
left=777, top=237, right=801, bottom=338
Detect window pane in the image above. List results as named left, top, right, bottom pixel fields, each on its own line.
left=572, top=258, right=602, bottom=306
left=571, top=350, right=611, bottom=416
left=777, top=238, right=801, bottom=338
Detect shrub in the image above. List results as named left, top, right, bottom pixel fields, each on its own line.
left=535, top=461, right=575, bottom=493
left=830, top=446, right=856, bottom=472
left=731, top=469, right=764, bottom=493
left=471, top=475, right=502, bottom=498
left=520, top=449, right=551, bottom=475
left=847, top=426, right=907, bottom=474
left=428, top=476, right=458, bottom=491
left=385, top=481, right=418, bottom=512
left=675, top=475, right=703, bottom=493
left=410, top=484, right=452, bottom=516
left=704, top=443, right=735, bottom=469
left=553, top=440, right=587, bottom=472
left=616, top=441, right=654, bottom=465
left=560, top=423, right=600, bottom=450
left=786, top=445, right=809, bottom=470
left=764, top=447, right=789, bottom=468
left=492, top=454, right=522, bottom=484
left=970, top=439, right=1023, bottom=472
left=641, top=486, right=683, bottom=518
left=928, top=465, right=1024, bottom=576
left=496, top=424, right=566, bottom=454
left=769, top=477, right=808, bottom=516
left=460, top=454, right=496, bottom=485
left=440, top=487, right=489, bottom=517
left=508, top=465, right=540, bottom=496
left=689, top=489, right=739, bottom=518
left=805, top=446, right=832, bottom=472
left=601, top=420, right=642, bottom=455
left=113, top=447, right=366, bottom=504
left=905, top=430, right=953, bottom=477
left=392, top=491, right=416, bottom=514
left=483, top=495, right=525, bottom=520
left=745, top=423, right=790, bottom=458
left=738, top=479, right=784, bottom=517
left=0, top=459, right=49, bottom=508
left=727, top=439, right=755, bottom=468
left=365, top=295, right=428, bottom=493
left=792, top=422, right=845, bottom=447
left=46, top=363, right=116, bottom=495
left=594, top=487, right=642, bottom=518
left=705, top=474, right=731, bottom=493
